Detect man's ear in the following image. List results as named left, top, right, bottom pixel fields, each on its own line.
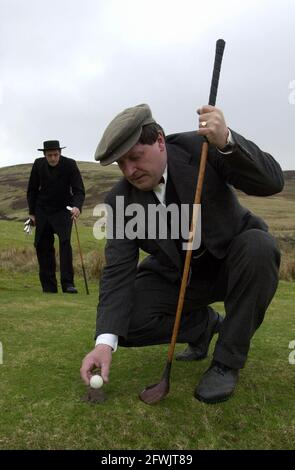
left=157, top=132, right=165, bottom=151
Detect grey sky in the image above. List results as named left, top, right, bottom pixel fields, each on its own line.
left=0, top=0, right=294, bottom=169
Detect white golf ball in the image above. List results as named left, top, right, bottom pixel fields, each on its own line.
left=90, top=374, right=103, bottom=389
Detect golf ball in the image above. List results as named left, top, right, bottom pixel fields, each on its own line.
left=90, top=374, right=103, bottom=389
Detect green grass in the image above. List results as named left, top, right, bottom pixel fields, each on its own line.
left=0, top=161, right=121, bottom=223
left=0, top=163, right=294, bottom=231
left=0, top=166, right=294, bottom=449
left=0, top=219, right=104, bottom=253
left=0, top=271, right=294, bottom=450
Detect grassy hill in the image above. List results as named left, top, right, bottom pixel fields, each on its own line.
left=0, top=163, right=294, bottom=279
left=0, top=161, right=121, bottom=223
left=0, top=162, right=294, bottom=226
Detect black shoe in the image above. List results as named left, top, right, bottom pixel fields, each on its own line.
left=43, top=286, right=58, bottom=293
left=194, top=361, right=239, bottom=404
left=176, top=310, right=223, bottom=361
left=63, top=286, right=78, bottom=294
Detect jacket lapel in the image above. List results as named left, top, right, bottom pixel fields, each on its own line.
left=166, top=143, right=199, bottom=208
left=128, top=142, right=203, bottom=269
left=131, top=182, right=182, bottom=270
left=166, top=143, right=201, bottom=247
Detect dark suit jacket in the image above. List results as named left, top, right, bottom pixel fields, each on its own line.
left=95, top=130, right=284, bottom=339
left=27, top=156, right=85, bottom=244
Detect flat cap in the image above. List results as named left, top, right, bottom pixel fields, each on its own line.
left=94, top=103, right=156, bottom=166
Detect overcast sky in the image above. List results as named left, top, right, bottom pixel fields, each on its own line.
left=0, top=0, right=294, bottom=169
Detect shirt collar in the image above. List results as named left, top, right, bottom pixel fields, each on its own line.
left=153, top=164, right=168, bottom=191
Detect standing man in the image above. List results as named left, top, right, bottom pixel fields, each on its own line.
left=80, top=104, right=284, bottom=403
left=27, top=140, right=85, bottom=294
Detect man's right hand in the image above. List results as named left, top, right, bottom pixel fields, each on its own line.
left=80, top=344, right=112, bottom=385
left=29, top=215, right=36, bottom=226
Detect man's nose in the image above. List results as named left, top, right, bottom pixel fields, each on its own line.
left=123, top=162, right=135, bottom=178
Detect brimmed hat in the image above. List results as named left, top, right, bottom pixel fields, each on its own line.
left=38, top=140, right=66, bottom=151
left=94, top=104, right=156, bottom=166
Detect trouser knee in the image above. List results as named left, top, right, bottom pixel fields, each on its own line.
left=228, top=229, right=280, bottom=275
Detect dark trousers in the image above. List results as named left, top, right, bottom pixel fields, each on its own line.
left=119, top=229, right=281, bottom=369
left=36, top=221, right=74, bottom=292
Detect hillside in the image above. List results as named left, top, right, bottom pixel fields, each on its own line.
left=0, top=162, right=121, bottom=223
left=0, top=163, right=294, bottom=280
left=0, top=162, right=294, bottom=232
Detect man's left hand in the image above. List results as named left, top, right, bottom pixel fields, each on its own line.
left=71, top=207, right=80, bottom=220
left=197, top=105, right=229, bottom=149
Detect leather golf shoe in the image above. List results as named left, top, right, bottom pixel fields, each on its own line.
left=194, top=361, right=239, bottom=404
left=63, top=286, right=78, bottom=294
left=176, top=310, right=223, bottom=361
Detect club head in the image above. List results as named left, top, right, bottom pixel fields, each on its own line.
left=139, top=361, right=172, bottom=405
left=139, top=378, right=170, bottom=405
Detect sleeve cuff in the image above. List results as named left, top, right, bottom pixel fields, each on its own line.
left=95, top=333, right=118, bottom=352
left=217, top=129, right=235, bottom=154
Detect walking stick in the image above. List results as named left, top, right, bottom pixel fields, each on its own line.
left=67, top=206, right=90, bottom=295
left=139, top=39, right=226, bottom=404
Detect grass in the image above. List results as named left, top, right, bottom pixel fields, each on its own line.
left=0, top=162, right=294, bottom=229
left=0, top=219, right=103, bottom=253
left=1, top=217, right=294, bottom=280
left=0, top=271, right=294, bottom=450
left=1, top=163, right=295, bottom=280
left=0, top=162, right=121, bottom=222
left=0, top=166, right=294, bottom=449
